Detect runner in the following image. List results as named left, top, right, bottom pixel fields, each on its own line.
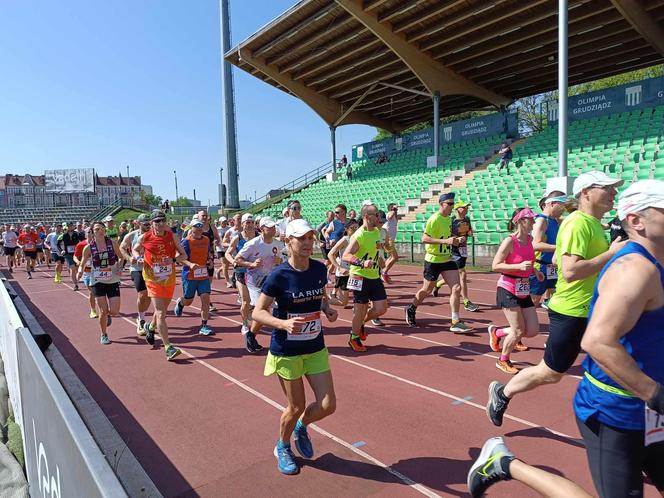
left=44, top=224, right=63, bottom=282
left=433, top=199, right=479, bottom=311
left=222, top=213, right=242, bottom=288
left=382, top=203, right=399, bottom=280
left=35, top=223, right=47, bottom=266
left=277, top=200, right=303, bottom=242
left=235, top=216, right=283, bottom=352
left=327, top=219, right=360, bottom=308
left=214, top=216, right=231, bottom=281
left=57, top=222, right=82, bottom=290
left=487, top=207, right=544, bottom=374
left=530, top=190, right=567, bottom=308
left=195, top=210, right=221, bottom=312
left=342, top=202, right=388, bottom=352
left=225, top=214, right=258, bottom=340
left=323, top=204, right=347, bottom=250
left=371, top=209, right=397, bottom=326
left=405, top=192, right=472, bottom=333
left=17, top=225, right=39, bottom=279
left=487, top=171, right=625, bottom=426
left=252, top=218, right=338, bottom=476
left=76, top=221, right=124, bottom=345
left=73, top=228, right=98, bottom=319
left=120, top=214, right=152, bottom=336
left=174, top=219, right=213, bottom=336
left=573, top=180, right=664, bottom=498
left=1, top=225, right=18, bottom=273
left=133, top=209, right=189, bottom=361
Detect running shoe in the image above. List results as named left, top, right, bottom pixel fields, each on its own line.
left=487, top=325, right=501, bottom=352
left=348, top=336, right=367, bottom=352
left=450, top=320, right=472, bottom=334
left=174, top=299, right=183, bottom=317
left=143, top=322, right=155, bottom=345
left=273, top=443, right=299, bottom=475
left=199, top=324, right=213, bottom=336
left=245, top=331, right=259, bottom=353
left=226, top=281, right=233, bottom=288
left=464, top=299, right=480, bottom=312
left=73, top=284, right=79, bottom=291
left=90, top=309, right=98, bottom=319
left=405, top=305, right=417, bottom=326
left=241, top=324, right=250, bottom=335
left=370, top=318, right=384, bottom=327
left=486, top=381, right=510, bottom=427
left=495, top=359, right=518, bottom=375
left=53, top=275, right=60, bottom=283
left=27, top=272, right=32, bottom=279
left=137, top=319, right=146, bottom=336
left=541, top=298, right=550, bottom=310
left=467, top=436, right=514, bottom=498
left=294, top=420, right=314, bottom=459
left=358, top=323, right=367, bottom=341
left=250, top=334, right=263, bottom=351
left=432, top=285, right=440, bottom=298
left=514, top=341, right=529, bottom=352
left=165, top=345, right=181, bottom=361
left=209, top=303, right=218, bottom=312
left=100, top=334, right=111, bottom=345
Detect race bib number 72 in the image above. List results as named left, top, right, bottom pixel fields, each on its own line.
left=645, top=407, right=664, bottom=446
left=286, top=312, right=321, bottom=341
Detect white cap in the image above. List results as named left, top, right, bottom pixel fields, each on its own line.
left=103, top=215, right=113, bottom=222
left=241, top=213, right=254, bottom=224
left=285, top=218, right=314, bottom=237
left=219, top=216, right=227, bottom=222
left=617, top=179, right=664, bottom=220
left=572, top=170, right=624, bottom=196
left=260, top=217, right=276, bottom=228
left=361, top=199, right=374, bottom=206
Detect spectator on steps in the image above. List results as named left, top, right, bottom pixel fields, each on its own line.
left=498, top=143, right=513, bottom=174
left=346, top=163, right=353, bottom=181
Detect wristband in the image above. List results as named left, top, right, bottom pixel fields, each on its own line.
left=349, top=258, right=363, bottom=267
left=647, top=383, right=664, bottom=415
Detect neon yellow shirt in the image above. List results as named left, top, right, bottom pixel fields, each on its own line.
left=549, top=210, right=609, bottom=318
left=424, top=212, right=452, bottom=263
left=348, top=226, right=381, bottom=280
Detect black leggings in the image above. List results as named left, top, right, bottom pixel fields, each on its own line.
left=577, top=416, right=664, bottom=498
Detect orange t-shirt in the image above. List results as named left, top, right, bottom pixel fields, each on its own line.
left=18, top=232, right=39, bottom=252
left=141, top=230, right=177, bottom=285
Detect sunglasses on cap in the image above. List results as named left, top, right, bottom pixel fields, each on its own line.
left=152, top=218, right=166, bottom=223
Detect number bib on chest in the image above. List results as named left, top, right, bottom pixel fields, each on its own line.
left=153, top=263, right=172, bottom=279
left=93, top=267, right=113, bottom=282
left=645, top=407, right=664, bottom=447
left=515, top=279, right=530, bottom=298
left=193, top=267, right=207, bottom=278
left=458, top=246, right=468, bottom=258
left=546, top=264, right=558, bottom=280
left=66, top=245, right=76, bottom=254
left=287, top=312, right=321, bottom=341
left=24, top=243, right=35, bottom=251
left=347, top=275, right=364, bottom=291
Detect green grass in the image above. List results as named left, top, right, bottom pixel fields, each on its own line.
left=111, top=207, right=146, bottom=223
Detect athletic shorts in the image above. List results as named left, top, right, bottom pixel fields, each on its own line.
left=207, top=266, right=214, bottom=278
left=183, top=278, right=211, bottom=299
left=334, top=275, right=349, bottom=291
left=23, top=251, right=37, bottom=260
left=543, top=309, right=587, bottom=373
left=247, top=284, right=261, bottom=306
left=131, top=270, right=147, bottom=293
left=423, top=260, right=459, bottom=282
left=50, top=252, right=65, bottom=263
left=455, top=256, right=467, bottom=269
left=577, top=416, right=664, bottom=498
left=264, top=347, right=330, bottom=380
left=145, top=280, right=175, bottom=300
left=321, top=246, right=330, bottom=260
left=235, top=271, right=246, bottom=286
left=64, top=254, right=76, bottom=266
left=529, top=264, right=557, bottom=296
left=216, top=250, right=225, bottom=259
left=36, top=246, right=44, bottom=253
left=4, top=247, right=16, bottom=256
left=81, top=272, right=92, bottom=287
left=352, top=277, right=387, bottom=304
left=91, top=282, right=120, bottom=298
left=496, top=286, right=534, bottom=309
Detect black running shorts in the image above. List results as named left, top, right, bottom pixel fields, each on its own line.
left=496, top=286, right=534, bottom=309
left=423, top=260, right=459, bottom=282
left=543, top=309, right=587, bottom=373
left=352, top=277, right=387, bottom=304
left=92, top=282, right=121, bottom=298
left=131, top=270, right=147, bottom=293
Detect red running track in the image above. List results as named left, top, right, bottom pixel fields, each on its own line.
left=5, top=263, right=660, bottom=497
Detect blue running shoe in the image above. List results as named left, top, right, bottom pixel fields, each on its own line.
left=199, top=324, right=213, bottom=336
left=174, top=299, right=184, bottom=317
left=273, top=443, right=299, bottom=475
left=100, top=334, right=111, bottom=345
left=294, top=420, right=314, bottom=458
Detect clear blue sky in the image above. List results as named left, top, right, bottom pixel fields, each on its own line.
left=0, top=0, right=376, bottom=205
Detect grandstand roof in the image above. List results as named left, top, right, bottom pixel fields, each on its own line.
left=225, top=0, right=664, bottom=132
left=94, top=175, right=141, bottom=186
left=3, top=174, right=45, bottom=186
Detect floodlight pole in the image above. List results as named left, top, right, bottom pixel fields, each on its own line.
left=558, top=0, right=568, bottom=179
left=433, top=92, right=440, bottom=165
left=330, top=125, right=337, bottom=174
left=174, top=170, right=179, bottom=202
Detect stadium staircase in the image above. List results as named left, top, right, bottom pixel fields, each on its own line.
left=0, top=206, right=99, bottom=226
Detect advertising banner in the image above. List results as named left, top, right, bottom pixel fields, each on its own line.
left=45, top=168, right=95, bottom=193
left=547, top=76, right=664, bottom=123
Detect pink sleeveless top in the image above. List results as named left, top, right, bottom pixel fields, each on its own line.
left=497, top=234, right=535, bottom=297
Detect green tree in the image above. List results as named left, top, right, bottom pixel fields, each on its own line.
left=172, top=196, right=193, bottom=207
left=142, top=192, right=162, bottom=207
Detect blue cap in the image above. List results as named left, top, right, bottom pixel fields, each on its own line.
left=438, top=192, right=455, bottom=203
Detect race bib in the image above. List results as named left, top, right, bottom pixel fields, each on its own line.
left=286, top=312, right=321, bottom=341
left=193, top=267, right=207, bottom=278
left=645, top=406, right=664, bottom=447
left=515, top=279, right=530, bottom=298
left=347, top=275, right=364, bottom=291
left=153, top=263, right=172, bottom=279
left=93, top=267, right=113, bottom=282
left=66, top=245, right=76, bottom=254
left=24, top=243, right=35, bottom=251
left=459, top=246, right=468, bottom=258
left=546, top=265, right=558, bottom=280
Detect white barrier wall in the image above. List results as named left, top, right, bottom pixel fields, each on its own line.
left=0, top=282, right=24, bottom=432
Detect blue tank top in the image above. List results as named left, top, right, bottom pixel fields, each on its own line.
left=535, top=214, right=558, bottom=265
left=329, top=219, right=345, bottom=244
left=234, top=235, right=247, bottom=274
left=573, top=242, right=664, bottom=430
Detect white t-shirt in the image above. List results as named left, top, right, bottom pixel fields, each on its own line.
left=236, top=235, right=284, bottom=289
left=385, top=214, right=398, bottom=240
left=45, top=232, right=59, bottom=251
left=2, top=231, right=18, bottom=248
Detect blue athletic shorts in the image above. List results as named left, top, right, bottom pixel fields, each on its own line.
left=183, top=278, right=211, bottom=299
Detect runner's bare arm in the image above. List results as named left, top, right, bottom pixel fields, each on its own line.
left=560, top=237, right=627, bottom=282
left=491, top=237, right=531, bottom=273
left=532, top=218, right=555, bottom=252
left=341, top=238, right=360, bottom=264
left=211, top=225, right=221, bottom=246
left=253, top=294, right=305, bottom=333
left=422, top=233, right=457, bottom=246
left=581, top=256, right=660, bottom=401
left=120, top=231, right=135, bottom=262
left=225, top=236, right=239, bottom=265
left=76, top=245, right=91, bottom=278
left=321, top=295, right=337, bottom=322
left=327, top=238, right=346, bottom=272
left=173, top=237, right=191, bottom=265
left=132, top=234, right=145, bottom=259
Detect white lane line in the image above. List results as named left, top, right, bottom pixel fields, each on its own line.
left=32, top=269, right=440, bottom=498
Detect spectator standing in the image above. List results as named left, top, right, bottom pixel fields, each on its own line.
left=498, top=143, right=513, bottom=174
left=346, top=163, right=353, bottom=182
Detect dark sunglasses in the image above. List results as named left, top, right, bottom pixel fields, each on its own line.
left=290, top=206, right=301, bottom=211
left=152, top=219, right=166, bottom=223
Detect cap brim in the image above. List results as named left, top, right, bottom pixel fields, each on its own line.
left=262, top=223, right=276, bottom=228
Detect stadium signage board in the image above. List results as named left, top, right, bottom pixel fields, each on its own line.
left=44, top=168, right=95, bottom=193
